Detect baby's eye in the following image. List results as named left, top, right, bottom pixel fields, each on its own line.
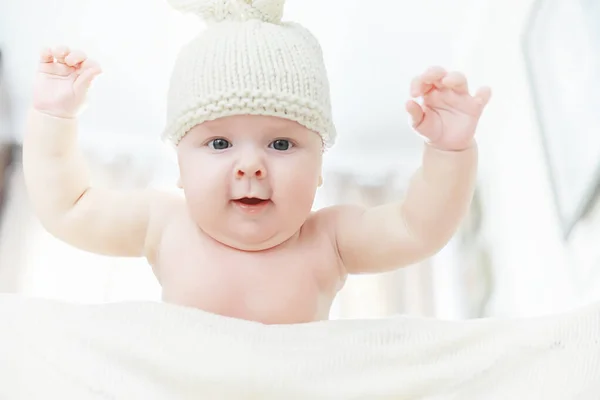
left=269, top=139, right=292, bottom=151
left=208, top=138, right=231, bottom=150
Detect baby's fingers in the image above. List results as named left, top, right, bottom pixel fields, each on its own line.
left=474, top=86, right=492, bottom=106
left=410, top=66, right=447, bottom=97
left=38, top=46, right=74, bottom=76
left=38, top=60, right=73, bottom=76
left=73, top=59, right=102, bottom=93
left=405, top=99, right=424, bottom=128
left=442, top=71, right=469, bottom=94
left=51, top=46, right=70, bottom=64
left=77, top=59, right=102, bottom=78
left=39, top=48, right=54, bottom=63
left=65, top=50, right=87, bottom=67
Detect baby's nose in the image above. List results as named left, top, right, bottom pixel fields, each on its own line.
left=235, top=147, right=267, bottom=179
left=235, top=166, right=265, bottom=179
left=235, top=156, right=267, bottom=179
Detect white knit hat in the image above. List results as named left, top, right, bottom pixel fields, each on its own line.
left=163, top=0, right=336, bottom=149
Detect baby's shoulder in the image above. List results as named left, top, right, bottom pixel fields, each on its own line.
left=145, top=190, right=186, bottom=260
left=149, top=190, right=186, bottom=219
left=301, top=204, right=363, bottom=243
left=307, top=204, right=365, bottom=228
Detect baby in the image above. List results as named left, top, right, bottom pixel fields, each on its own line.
left=23, top=0, right=490, bottom=324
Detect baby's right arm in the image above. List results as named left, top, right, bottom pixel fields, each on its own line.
left=23, top=46, right=176, bottom=259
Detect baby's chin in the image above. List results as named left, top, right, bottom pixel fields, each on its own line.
left=206, top=224, right=302, bottom=252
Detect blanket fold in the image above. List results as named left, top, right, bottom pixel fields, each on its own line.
left=1, top=294, right=599, bottom=399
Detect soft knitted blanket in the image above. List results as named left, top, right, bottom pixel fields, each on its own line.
left=1, top=294, right=599, bottom=399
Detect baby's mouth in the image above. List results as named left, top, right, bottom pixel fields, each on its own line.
left=233, top=197, right=269, bottom=206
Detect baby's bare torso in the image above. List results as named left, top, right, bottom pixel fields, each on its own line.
left=153, top=210, right=344, bottom=324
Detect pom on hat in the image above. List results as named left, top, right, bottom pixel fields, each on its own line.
left=167, top=0, right=285, bottom=23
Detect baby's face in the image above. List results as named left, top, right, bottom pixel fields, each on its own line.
left=176, top=115, right=323, bottom=251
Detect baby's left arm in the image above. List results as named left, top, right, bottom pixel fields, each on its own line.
left=330, top=67, right=491, bottom=274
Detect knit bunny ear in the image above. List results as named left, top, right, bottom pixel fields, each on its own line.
left=167, top=0, right=285, bottom=24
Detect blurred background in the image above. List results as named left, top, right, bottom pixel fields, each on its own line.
left=0, top=0, right=599, bottom=321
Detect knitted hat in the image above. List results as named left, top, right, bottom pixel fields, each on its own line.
left=163, top=0, right=337, bottom=149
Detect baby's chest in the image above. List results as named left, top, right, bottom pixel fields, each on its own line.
left=160, top=235, right=339, bottom=309
left=174, top=245, right=325, bottom=295
left=156, top=219, right=343, bottom=320
left=166, top=250, right=328, bottom=323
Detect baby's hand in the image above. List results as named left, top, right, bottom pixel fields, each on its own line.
left=406, top=67, right=491, bottom=151
left=33, top=46, right=102, bottom=119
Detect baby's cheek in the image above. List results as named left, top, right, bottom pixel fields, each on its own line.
left=285, top=176, right=318, bottom=206
left=182, top=171, right=216, bottom=197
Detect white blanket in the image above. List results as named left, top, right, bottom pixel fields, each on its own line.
left=1, top=294, right=599, bottom=399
